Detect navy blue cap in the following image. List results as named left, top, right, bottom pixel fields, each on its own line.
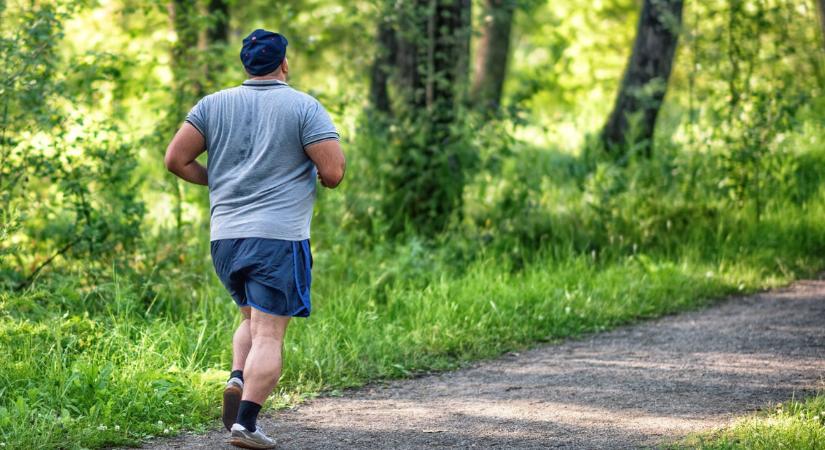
left=240, top=29, right=288, bottom=76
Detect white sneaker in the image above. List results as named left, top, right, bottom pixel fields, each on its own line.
left=222, top=378, right=244, bottom=431
left=229, top=423, right=277, bottom=449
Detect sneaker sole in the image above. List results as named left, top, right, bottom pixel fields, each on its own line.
left=228, top=436, right=277, bottom=449
left=222, top=384, right=243, bottom=431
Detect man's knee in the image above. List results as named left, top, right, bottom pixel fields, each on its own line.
left=250, top=334, right=282, bottom=348
left=249, top=313, right=289, bottom=341
left=250, top=321, right=280, bottom=339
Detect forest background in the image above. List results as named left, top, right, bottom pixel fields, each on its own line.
left=1, top=0, right=824, bottom=447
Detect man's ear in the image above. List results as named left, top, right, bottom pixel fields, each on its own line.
left=281, top=57, right=289, bottom=75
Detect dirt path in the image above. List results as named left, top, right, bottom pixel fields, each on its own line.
left=143, top=279, right=825, bottom=449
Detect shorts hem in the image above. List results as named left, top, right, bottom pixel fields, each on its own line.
left=236, top=299, right=310, bottom=318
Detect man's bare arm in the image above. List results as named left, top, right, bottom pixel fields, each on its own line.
left=305, top=139, right=345, bottom=188
left=164, top=123, right=208, bottom=186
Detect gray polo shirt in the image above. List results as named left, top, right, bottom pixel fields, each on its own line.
left=186, top=79, right=339, bottom=242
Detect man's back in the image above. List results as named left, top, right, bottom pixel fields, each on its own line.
left=164, top=29, right=346, bottom=448
left=186, top=79, right=339, bottom=242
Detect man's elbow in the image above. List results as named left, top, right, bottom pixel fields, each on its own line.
left=321, top=164, right=345, bottom=188
left=164, top=149, right=179, bottom=173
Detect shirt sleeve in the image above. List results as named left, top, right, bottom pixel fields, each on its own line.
left=301, top=98, right=339, bottom=148
left=185, top=97, right=208, bottom=137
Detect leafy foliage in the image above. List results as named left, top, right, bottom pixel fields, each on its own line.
left=0, top=0, right=824, bottom=448
left=0, top=1, right=143, bottom=289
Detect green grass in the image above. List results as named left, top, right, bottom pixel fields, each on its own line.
left=679, top=395, right=825, bottom=449
left=3, top=135, right=825, bottom=448
left=0, top=236, right=821, bottom=448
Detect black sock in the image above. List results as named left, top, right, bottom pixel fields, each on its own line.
left=229, top=370, right=244, bottom=383
left=236, top=400, right=261, bottom=432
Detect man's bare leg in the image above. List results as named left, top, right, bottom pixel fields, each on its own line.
left=234, top=309, right=290, bottom=431
left=223, top=306, right=252, bottom=431
left=233, top=307, right=252, bottom=371
left=242, top=309, right=290, bottom=403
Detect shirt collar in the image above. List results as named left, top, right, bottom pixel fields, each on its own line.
left=242, top=79, right=289, bottom=87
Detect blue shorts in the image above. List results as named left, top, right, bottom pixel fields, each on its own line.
left=210, top=238, right=312, bottom=317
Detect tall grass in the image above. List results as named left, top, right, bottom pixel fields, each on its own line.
left=2, top=121, right=825, bottom=447
left=0, top=260, right=796, bottom=447
left=679, top=395, right=825, bottom=449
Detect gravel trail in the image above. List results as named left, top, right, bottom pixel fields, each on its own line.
left=141, top=279, right=825, bottom=449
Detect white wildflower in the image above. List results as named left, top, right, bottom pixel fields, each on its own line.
left=114, top=425, right=121, bottom=431
left=163, top=428, right=170, bottom=434
left=97, top=425, right=107, bottom=431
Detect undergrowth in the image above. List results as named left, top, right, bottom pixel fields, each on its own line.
left=3, top=130, right=825, bottom=447
left=680, top=395, right=825, bottom=449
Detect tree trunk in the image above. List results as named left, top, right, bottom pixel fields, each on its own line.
left=369, top=18, right=396, bottom=115
left=168, top=0, right=203, bottom=234
left=169, top=0, right=198, bottom=63
left=384, top=0, right=472, bottom=234
left=168, top=0, right=202, bottom=98
left=429, top=0, right=472, bottom=125
left=394, top=0, right=471, bottom=112
left=395, top=0, right=429, bottom=110
left=207, top=0, right=230, bottom=44
left=471, top=0, right=515, bottom=114
left=601, top=0, right=684, bottom=156
left=206, top=0, right=230, bottom=86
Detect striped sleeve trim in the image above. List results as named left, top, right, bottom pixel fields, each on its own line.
left=185, top=119, right=205, bottom=137
left=303, top=132, right=340, bottom=148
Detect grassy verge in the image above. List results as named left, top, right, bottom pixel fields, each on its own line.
left=0, top=240, right=821, bottom=448
left=678, top=395, right=825, bottom=449
left=3, top=135, right=825, bottom=448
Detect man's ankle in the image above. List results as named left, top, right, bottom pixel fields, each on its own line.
left=229, top=369, right=244, bottom=383
left=236, top=400, right=262, bottom=432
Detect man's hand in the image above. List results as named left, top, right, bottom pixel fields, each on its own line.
left=305, top=139, right=345, bottom=188
left=164, top=122, right=208, bottom=186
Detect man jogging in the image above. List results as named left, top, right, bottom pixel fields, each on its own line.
left=164, top=29, right=345, bottom=449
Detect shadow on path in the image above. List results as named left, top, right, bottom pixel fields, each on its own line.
left=142, top=280, right=825, bottom=449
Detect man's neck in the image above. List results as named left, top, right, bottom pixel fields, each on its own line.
left=248, top=73, right=287, bottom=82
